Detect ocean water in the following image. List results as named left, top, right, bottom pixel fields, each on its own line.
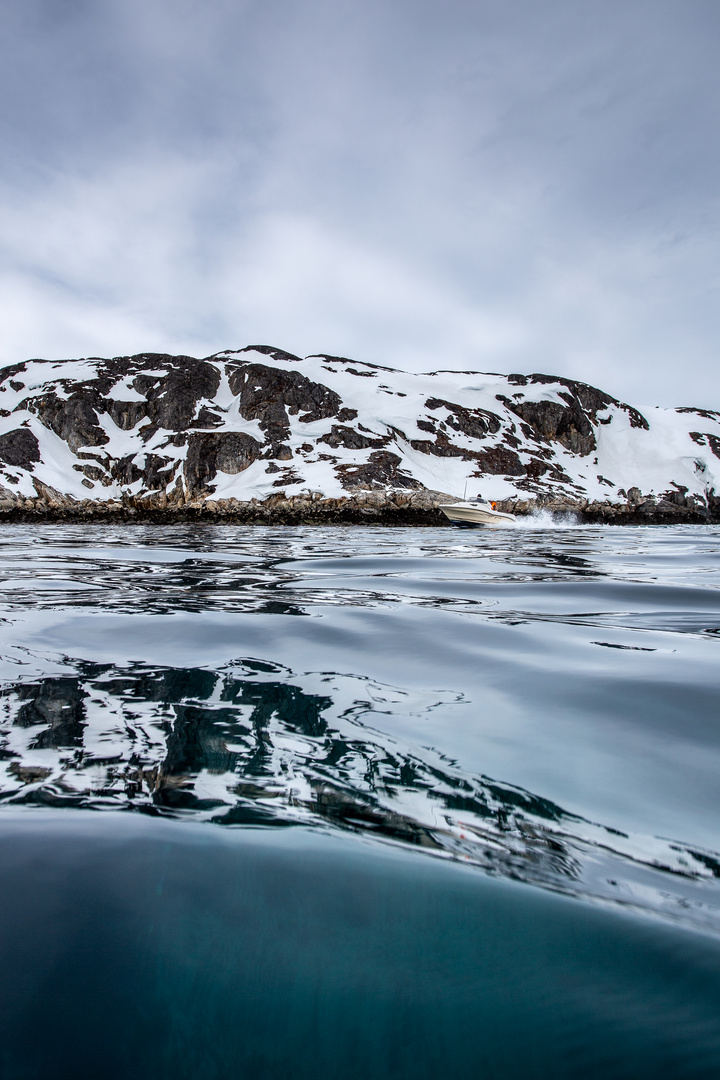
left=0, top=522, right=719, bottom=1078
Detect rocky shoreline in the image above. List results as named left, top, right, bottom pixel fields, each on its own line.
left=0, top=485, right=717, bottom=526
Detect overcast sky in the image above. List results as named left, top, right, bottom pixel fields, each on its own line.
left=0, top=0, right=718, bottom=407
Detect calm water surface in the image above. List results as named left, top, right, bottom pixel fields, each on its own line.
left=0, top=523, right=719, bottom=1078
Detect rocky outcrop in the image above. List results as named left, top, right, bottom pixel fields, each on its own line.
left=494, top=488, right=712, bottom=525
left=226, top=359, right=342, bottom=449
left=184, top=431, right=263, bottom=496
left=335, top=451, right=423, bottom=490
left=504, top=398, right=596, bottom=456
left=0, top=428, right=40, bottom=468
left=0, top=346, right=717, bottom=523
left=0, top=485, right=715, bottom=526
left=0, top=488, right=453, bottom=525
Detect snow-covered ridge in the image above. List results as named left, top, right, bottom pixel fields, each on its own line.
left=0, top=344, right=717, bottom=513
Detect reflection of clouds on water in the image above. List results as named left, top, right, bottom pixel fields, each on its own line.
left=1, top=657, right=719, bottom=930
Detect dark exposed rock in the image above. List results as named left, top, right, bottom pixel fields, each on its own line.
left=336, top=451, right=423, bottom=490
left=270, top=468, right=304, bottom=488
left=106, top=398, right=148, bottom=431
left=313, top=354, right=396, bottom=375
left=184, top=431, right=263, bottom=495
left=79, top=464, right=105, bottom=482
left=41, top=354, right=218, bottom=442
left=425, top=398, right=501, bottom=438
left=660, top=485, right=690, bottom=505
left=109, top=453, right=177, bottom=490
left=131, top=358, right=220, bottom=431
left=552, top=376, right=649, bottom=430
left=160, top=432, right=188, bottom=449
left=502, top=429, right=523, bottom=449
left=472, top=445, right=525, bottom=476
left=501, top=397, right=596, bottom=456
left=227, top=362, right=342, bottom=448
left=237, top=345, right=304, bottom=364
left=319, top=425, right=388, bottom=450
left=31, top=479, right=74, bottom=507
left=314, top=353, right=364, bottom=367
left=412, top=436, right=531, bottom=476
left=409, top=432, right=479, bottom=460
left=677, top=407, right=720, bottom=421
left=0, top=428, right=40, bottom=468
left=110, top=455, right=144, bottom=487
left=507, top=374, right=648, bottom=432
left=29, top=390, right=109, bottom=452
left=194, top=406, right=224, bottom=429
left=524, top=457, right=550, bottom=478
left=690, top=432, right=720, bottom=460
left=22, top=353, right=221, bottom=452
left=0, top=363, right=29, bottom=384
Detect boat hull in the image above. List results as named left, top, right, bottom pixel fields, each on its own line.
left=439, top=503, right=517, bottom=528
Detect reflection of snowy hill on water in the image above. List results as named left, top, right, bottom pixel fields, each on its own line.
left=2, top=657, right=719, bottom=931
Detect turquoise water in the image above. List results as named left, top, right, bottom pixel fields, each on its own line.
left=0, top=523, right=719, bottom=1077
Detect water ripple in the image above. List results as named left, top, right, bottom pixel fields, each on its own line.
left=0, top=523, right=719, bottom=932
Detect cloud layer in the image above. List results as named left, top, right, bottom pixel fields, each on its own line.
left=1, top=0, right=719, bottom=406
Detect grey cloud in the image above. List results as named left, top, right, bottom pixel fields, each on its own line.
left=0, top=0, right=719, bottom=407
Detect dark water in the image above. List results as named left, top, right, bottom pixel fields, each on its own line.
left=1, top=523, right=719, bottom=1078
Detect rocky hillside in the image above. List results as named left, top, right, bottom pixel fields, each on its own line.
left=0, top=345, right=718, bottom=522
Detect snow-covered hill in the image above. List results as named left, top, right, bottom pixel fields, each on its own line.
left=0, top=345, right=718, bottom=518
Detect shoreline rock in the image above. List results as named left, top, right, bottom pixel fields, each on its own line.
left=0, top=487, right=716, bottom=526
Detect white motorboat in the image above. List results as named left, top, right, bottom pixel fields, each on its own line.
left=438, top=497, right=517, bottom=528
